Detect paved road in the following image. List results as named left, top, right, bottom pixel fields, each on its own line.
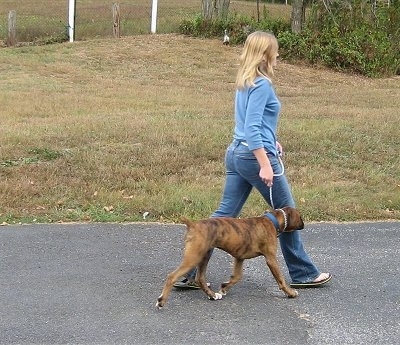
left=0, top=221, right=399, bottom=345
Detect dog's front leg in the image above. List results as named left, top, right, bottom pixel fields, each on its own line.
left=264, top=254, right=298, bottom=298
left=220, top=258, right=244, bottom=296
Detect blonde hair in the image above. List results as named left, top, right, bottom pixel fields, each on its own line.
left=235, top=31, right=278, bottom=89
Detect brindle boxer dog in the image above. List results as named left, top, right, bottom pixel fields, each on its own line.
left=156, top=206, right=303, bottom=309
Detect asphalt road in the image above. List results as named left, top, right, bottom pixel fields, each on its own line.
left=0, top=221, right=399, bottom=345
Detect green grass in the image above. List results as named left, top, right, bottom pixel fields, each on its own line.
left=0, top=34, right=399, bottom=225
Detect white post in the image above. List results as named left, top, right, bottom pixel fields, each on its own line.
left=151, top=0, right=158, bottom=33
left=68, top=0, right=76, bottom=42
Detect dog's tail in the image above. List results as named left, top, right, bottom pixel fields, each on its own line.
left=180, top=217, right=193, bottom=227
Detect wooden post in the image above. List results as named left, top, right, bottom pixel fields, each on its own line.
left=112, top=3, right=120, bottom=38
left=7, top=10, right=17, bottom=47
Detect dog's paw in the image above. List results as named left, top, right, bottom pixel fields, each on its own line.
left=218, top=289, right=227, bottom=296
left=155, top=301, right=163, bottom=309
left=288, top=289, right=299, bottom=298
left=156, top=297, right=165, bottom=309
left=208, top=292, right=223, bottom=301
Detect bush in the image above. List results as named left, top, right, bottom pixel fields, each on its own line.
left=301, top=0, right=400, bottom=77
left=179, top=1, right=400, bottom=77
left=179, top=12, right=290, bottom=45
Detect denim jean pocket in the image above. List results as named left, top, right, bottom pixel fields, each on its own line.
left=234, top=146, right=256, bottom=160
left=267, top=154, right=284, bottom=175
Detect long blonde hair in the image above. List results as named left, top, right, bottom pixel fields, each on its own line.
left=235, top=31, right=278, bottom=89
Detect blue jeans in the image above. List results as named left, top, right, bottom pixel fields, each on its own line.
left=186, top=140, right=320, bottom=283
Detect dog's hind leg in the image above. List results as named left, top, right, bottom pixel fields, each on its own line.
left=196, top=252, right=223, bottom=301
left=219, top=258, right=244, bottom=296
left=156, top=246, right=206, bottom=309
left=156, top=265, right=193, bottom=309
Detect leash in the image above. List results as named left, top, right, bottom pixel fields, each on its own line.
left=276, top=208, right=287, bottom=231
left=269, top=154, right=284, bottom=209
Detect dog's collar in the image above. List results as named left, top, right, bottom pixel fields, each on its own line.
left=276, top=208, right=287, bottom=231
left=265, top=209, right=287, bottom=235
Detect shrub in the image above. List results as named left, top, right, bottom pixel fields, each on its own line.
left=179, top=12, right=290, bottom=45
left=302, top=0, right=400, bottom=76
left=179, top=1, right=399, bottom=77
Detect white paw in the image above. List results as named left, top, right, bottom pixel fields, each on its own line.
left=219, top=290, right=227, bottom=296
left=209, top=292, right=223, bottom=300
left=155, top=299, right=164, bottom=309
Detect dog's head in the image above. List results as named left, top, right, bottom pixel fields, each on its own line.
left=273, top=207, right=304, bottom=232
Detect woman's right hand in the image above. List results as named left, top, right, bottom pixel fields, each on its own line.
left=259, top=164, right=274, bottom=187
left=252, top=147, right=274, bottom=187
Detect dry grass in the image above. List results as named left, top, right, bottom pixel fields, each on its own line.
left=0, top=0, right=289, bottom=17
left=0, top=1, right=291, bottom=41
left=0, top=34, right=399, bottom=224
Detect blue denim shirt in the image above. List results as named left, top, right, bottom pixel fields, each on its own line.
left=233, top=76, right=281, bottom=155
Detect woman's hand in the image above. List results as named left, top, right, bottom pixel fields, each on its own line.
left=259, top=164, right=274, bottom=187
left=252, top=148, right=274, bottom=187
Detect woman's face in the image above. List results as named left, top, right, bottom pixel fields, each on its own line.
left=270, top=48, right=279, bottom=68
left=262, top=43, right=279, bottom=70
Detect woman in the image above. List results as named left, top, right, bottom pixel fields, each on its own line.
left=175, top=31, right=331, bottom=289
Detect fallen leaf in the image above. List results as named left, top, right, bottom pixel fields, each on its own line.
left=183, top=197, right=192, bottom=204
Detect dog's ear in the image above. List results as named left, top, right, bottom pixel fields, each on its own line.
left=282, top=206, right=293, bottom=214
left=286, top=207, right=304, bottom=230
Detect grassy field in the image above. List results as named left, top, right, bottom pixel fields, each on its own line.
left=0, top=34, right=399, bottom=225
